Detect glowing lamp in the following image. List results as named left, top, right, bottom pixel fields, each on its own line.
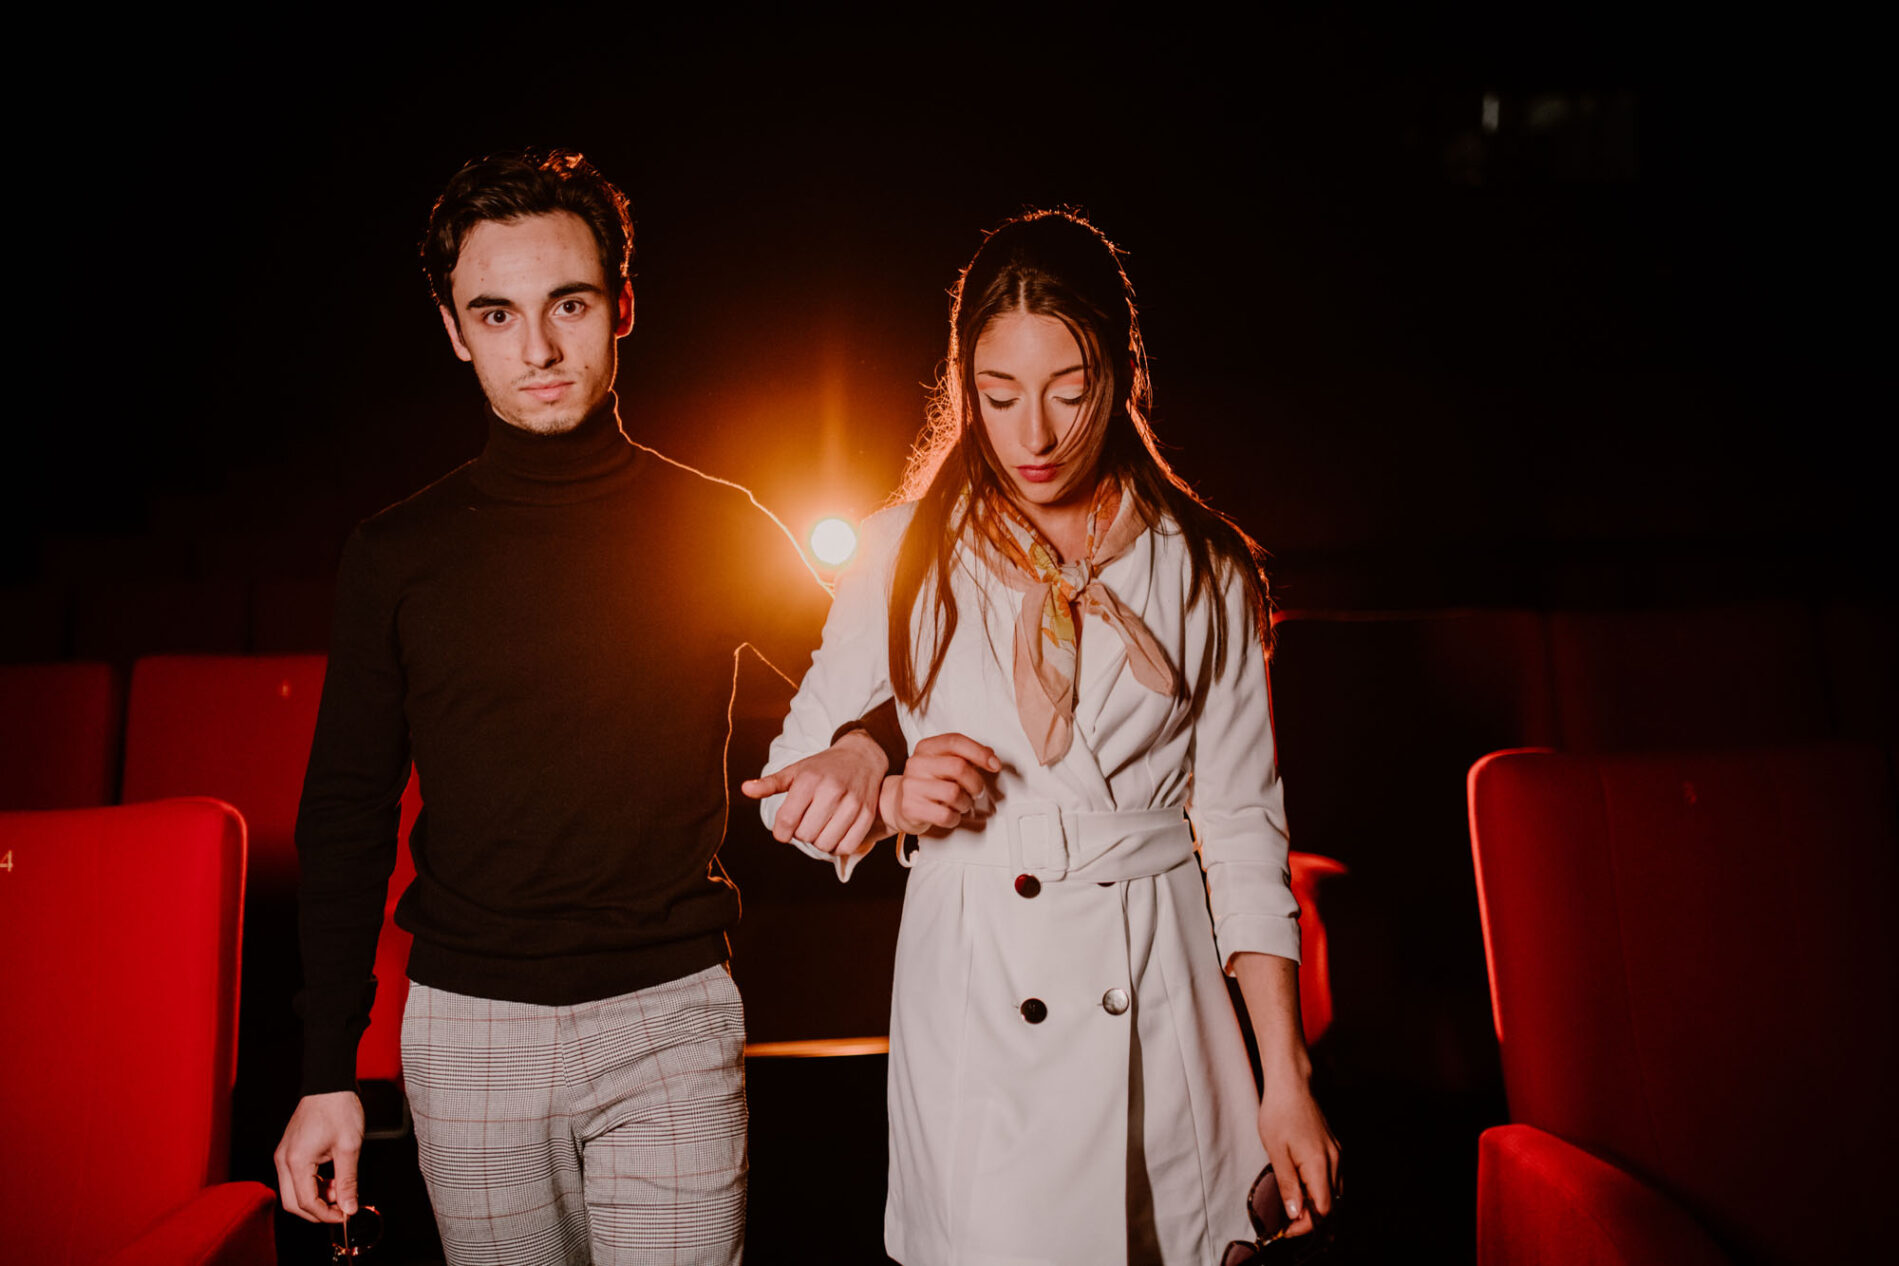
left=809, top=516, right=859, bottom=568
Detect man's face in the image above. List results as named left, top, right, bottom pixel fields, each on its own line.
left=440, top=211, right=633, bottom=434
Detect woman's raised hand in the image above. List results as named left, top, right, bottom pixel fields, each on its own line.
left=880, top=732, right=1002, bottom=836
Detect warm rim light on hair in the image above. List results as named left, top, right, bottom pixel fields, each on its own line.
left=809, top=516, right=859, bottom=567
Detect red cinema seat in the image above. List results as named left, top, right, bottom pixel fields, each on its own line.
left=121, top=656, right=416, bottom=1130
left=0, top=662, right=119, bottom=810
left=1467, top=746, right=1897, bottom=1265
left=0, top=798, right=275, bottom=1265
left=1287, top=851, right=1347, bottom=1044
left=122, top=655, right=331, bottom=903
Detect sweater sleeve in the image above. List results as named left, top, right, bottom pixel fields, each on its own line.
left=1187, top=565, right=1302, bottom=969
left=293, top=526, right=411, bottom=1095
left=758, top=506, right=908, bottom=881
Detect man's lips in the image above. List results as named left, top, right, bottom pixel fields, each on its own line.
left=521, top=381, right=572, bottom=402
left=1016, top=464, right=1061, bottom=484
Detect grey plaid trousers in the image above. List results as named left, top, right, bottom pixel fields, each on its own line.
left=401, top=964, right=748, bottom=1265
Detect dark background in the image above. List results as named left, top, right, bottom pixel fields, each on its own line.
left=12, top=12, right=1886, bottom=609
left=9, top=12, right=1887, bottom=1264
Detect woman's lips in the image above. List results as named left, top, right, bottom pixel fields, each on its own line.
left=1016, top=464, right=1060, bottom=484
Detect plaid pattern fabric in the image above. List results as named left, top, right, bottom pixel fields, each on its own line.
left=401, top=965, right=748, bottom=1265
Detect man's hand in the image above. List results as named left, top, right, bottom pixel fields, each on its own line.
left=274, top=1090, right=365, bottom=1224
left=742, top=729, right=889, bottom=854
left=879, top=732, right=1001, bottom=836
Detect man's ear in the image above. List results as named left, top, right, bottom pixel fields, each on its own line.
left=615, top=281, right=635, bottom=338
left=440, top=305, right=474, bottom=363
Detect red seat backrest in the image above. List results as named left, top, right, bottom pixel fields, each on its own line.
left=0, top=798, right=246, bottom=1263
left=121, top=654, right=417, bottom=1087
left=122, top=654, right=328, bottom=901
left=0, top=662, right=119, bottom=810
left=1468, top=745, right=1898, bottom=1265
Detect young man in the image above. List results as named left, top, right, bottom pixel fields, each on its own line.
left=273, top=149, right=900, bottom=1266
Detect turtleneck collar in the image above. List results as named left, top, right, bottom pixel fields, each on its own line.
left=470, top=392, right=639, bottom=503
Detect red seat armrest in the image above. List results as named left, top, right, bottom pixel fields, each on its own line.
left=1478, top=1124, right=1731, bottom=1266
left=104, top=1180, right=277, bottom=1266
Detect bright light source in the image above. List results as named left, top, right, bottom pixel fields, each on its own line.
left=809, top=516, right=859, bottom=568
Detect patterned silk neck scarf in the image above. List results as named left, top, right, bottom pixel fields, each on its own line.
left=972, top=479, right=1180, bottom=764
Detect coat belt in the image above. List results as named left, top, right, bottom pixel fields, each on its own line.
left=908, top=801, right=1195, bottom=883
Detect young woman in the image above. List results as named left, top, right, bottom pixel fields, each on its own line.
left=752, top=210, right=1338, bottom=1264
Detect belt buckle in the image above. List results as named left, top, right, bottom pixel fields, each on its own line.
left=1009, top=801, right=1070, bottom=880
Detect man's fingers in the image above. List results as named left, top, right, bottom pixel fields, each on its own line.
left=273, top=1145, right=304, bottom=1218
left=788, top=784, right=844, bottom=849
left=770, top=777, right=819, bottom=842
left=913, top=732, right=1002, bottom=772
left=811, top=794, right=871, bottom=854
left=295, top=1161, right=334, bottom=1223
left=739, top=769, right=791, bottom=800
left=332, top=1146, right=361, bottom=1217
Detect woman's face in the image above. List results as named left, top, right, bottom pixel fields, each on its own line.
left=973, top=310, right=1103, bottom=514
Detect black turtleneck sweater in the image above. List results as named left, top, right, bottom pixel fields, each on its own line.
left=294, top=398, right=886, bottom=1095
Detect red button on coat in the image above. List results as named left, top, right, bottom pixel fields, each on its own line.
left=1014, top=873, right=1041, bottom=898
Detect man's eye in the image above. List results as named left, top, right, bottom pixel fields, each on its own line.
left=556, top=299, right=585, bottom=316
left=482, top=310, right=511, bottom=326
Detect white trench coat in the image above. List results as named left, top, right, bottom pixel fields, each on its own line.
left=761, top=502, right=1302, bottom=1266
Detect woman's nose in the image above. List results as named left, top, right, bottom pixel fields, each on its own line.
left=1023, top=400, right=1057, bottom=455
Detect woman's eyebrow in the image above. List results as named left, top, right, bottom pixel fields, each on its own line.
left=975, top=364, right=1086, bottom=380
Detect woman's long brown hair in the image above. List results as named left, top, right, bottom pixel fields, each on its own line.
left=889, top=210, right=1270, bottom=710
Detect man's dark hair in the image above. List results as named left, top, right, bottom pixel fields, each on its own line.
left=424, top=148, right=632, bottom=318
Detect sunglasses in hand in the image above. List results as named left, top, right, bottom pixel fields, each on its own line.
left=1221, top=1165, right=1291, bottom=1266
left=329, top=1205, right=383, bottom=1260
left=1222, top=1161, right=1343, bottom=1266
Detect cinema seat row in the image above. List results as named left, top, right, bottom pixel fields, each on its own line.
left=1265, top=601, right=1893, bottom=1263
left=0, top=651, right=1353, bottom=1262
left=3, top=599, right=1890, bottom=1262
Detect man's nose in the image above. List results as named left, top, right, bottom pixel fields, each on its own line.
left=522, top=316, right=561, bottom=368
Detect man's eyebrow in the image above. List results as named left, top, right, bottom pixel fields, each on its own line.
left=463, top=282, right=607, bottom=311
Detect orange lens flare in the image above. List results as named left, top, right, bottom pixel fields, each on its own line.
left=809, top=517, right=859, bottom=568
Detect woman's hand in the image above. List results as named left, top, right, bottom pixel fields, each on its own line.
left=1257, top=1071, right=1340, bottom=1237
left=878, top=732, right=1001, bottom=836
left=1231, top=951, right=1340, bottom=1237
